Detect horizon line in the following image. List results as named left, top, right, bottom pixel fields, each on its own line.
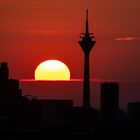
left=19, top=78, right=139, bottom=82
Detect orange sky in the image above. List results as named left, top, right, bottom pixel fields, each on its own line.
left=0, top=0, right=140, bottom=81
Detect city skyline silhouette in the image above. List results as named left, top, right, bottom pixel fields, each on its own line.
left=0, top=1, right=140, bottom=139
left=0, top=12, right=139, bottom=138
left=0, top=60, right=140, bottom=139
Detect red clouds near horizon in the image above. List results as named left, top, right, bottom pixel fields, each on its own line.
left=115, top=37, right=140, bottom=41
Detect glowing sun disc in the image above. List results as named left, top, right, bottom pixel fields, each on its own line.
left=34, top=60, right=70, bottom=81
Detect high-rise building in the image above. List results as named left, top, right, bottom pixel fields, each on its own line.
left=101, top=82, right=119, bottom=121
left=0, top=62, right=9, bottom=81
left=0, top=62, right=22, bottom=97
left=78, top=10, right=96, bottom=108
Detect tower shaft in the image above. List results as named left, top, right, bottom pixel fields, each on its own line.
left=83, top=54, right=90, bottom=108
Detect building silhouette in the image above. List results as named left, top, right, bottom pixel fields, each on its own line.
left=0, top=62, right=9, bottom=81
left=101, top=82, right=119, bottom=121
left=127, top=102, right=140, bottom=121
left=38, top=99, right=73, bottom=123
left=0, top=62, right=22, bottom=97
left=78, top=10, right=96, bottom=108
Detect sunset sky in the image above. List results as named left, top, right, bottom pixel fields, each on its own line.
left=0, top=0, right=140, bottom=81
left=1, top=0, right=140, bottom=110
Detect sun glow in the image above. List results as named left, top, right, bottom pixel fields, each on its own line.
left=34, top=60, right=70, bottom=81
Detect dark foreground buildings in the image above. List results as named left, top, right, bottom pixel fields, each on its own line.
left=0, top=62, right=140, bottom=140
left=0, top=62, right=74, bottom=128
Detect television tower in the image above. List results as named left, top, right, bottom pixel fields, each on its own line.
left=79, top=10, right=96, bottom=108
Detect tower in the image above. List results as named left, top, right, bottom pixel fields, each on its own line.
left=79, top=10, right=96, bottom=108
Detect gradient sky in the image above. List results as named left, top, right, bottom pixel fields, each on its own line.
left=0, top=0, right=140, bottom=81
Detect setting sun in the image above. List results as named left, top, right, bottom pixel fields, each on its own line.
left=34, top=60, right=70, bottom=81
